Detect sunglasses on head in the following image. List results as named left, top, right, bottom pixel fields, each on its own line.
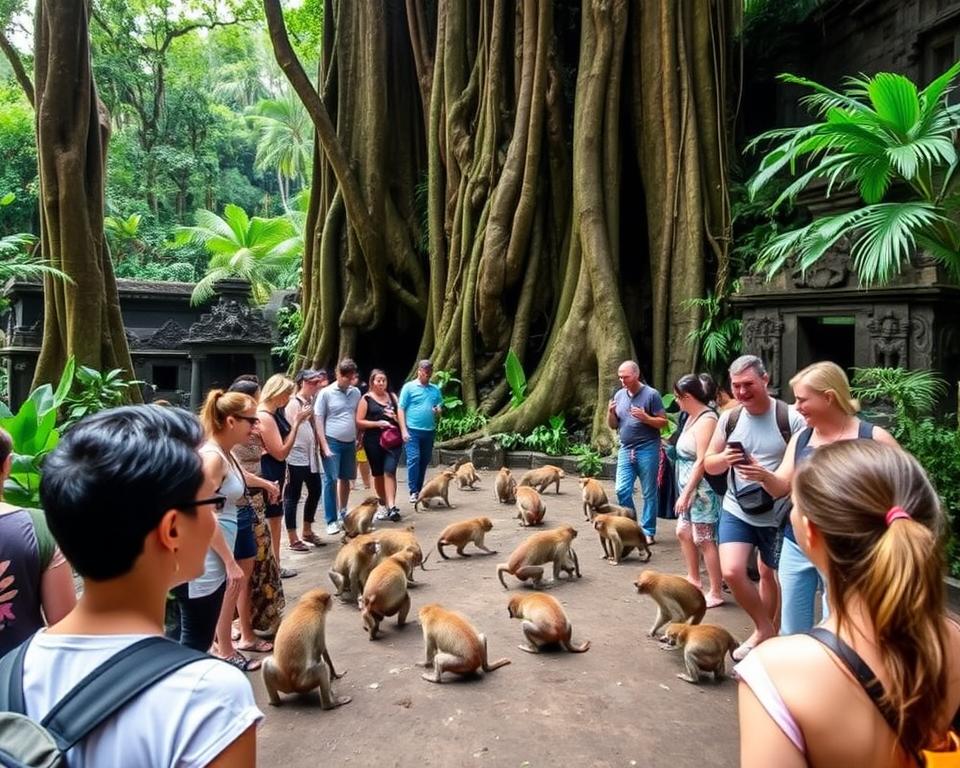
left=177, top=494, right=227, bottom=512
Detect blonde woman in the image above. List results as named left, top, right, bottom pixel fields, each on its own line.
left=736, top=361, right=896, bottom=634
left=737, top=441, right=960, bottom=766
left=258, top=374, right=312, bottom=578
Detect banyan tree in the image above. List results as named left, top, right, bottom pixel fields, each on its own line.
left=265, top=0, right=735, bottom=448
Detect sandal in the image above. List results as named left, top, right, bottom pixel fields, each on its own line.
left=288, top=540, right=311, bottom=553
left=301, top=532, right=327, bottom=547
left=236, top=638, right=273, bottom=653
left=279, top=567, right=298, bottom=579
left=221, top=652, right=262, bottom=672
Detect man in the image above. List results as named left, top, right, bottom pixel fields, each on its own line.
left=315, top=359, right=362, bottom=533
left=606, top=360, right=668, bottom=544
left=283, top=369, right=327, bottom=547
left=397, top=359, right=443, bottom=503
left=703, top=354, right=804, bottom=660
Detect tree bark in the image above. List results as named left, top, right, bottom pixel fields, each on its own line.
left=31, top=0, right=138, bottom=394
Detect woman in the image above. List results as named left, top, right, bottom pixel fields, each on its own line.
left=0, top=427, right=76, bottom=657
left=258, top=374, right=312, bottom=578
left=736, top=361, right=896, bottom=634
left=282, top=369, right=326, bottom=550
left=737, top=440, right=960, bottom=766
left=672, top=374, right=723, bottom=608
left=229, top=377, right=285, bottom=638
left=200, top=390, right=280, bottom=670
left=356, top=368, right=403, bottom=522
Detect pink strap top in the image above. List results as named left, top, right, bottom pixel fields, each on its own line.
left=735, top=653, right=806, bottom=754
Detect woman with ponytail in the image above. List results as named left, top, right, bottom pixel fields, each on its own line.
left=737, top=440, right=960, bottom=766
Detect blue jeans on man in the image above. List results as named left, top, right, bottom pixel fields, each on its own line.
left=404, top=427, right=435, bottom=497
left=615, top=441, right=660, bottom=538
left=321, top=438, right=356, bottom=523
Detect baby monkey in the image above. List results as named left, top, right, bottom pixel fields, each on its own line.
left=659, top=622, right=739, bottom=684
left=507, top=593, right=590, bottom=654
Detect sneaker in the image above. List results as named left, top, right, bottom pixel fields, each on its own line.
left=408, top=492, right=418, bottom=504
left=326, top=521, right=341, bottom=535
left=387, top=507, right=402, bottom=523
left=374, top=505, right=389, bottom=521
left=279, top=567, right=298, bottom=579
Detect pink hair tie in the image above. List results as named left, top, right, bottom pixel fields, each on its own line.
left=885, top=506, right=910, bottom=527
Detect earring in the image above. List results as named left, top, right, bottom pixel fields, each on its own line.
left=173, top=547, right=180, bottom=575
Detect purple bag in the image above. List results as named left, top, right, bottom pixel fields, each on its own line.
left=380, top=425, right=403, bottom=450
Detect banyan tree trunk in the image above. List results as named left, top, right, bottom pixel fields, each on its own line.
left=31, top=0, right=138, bottom=392
left=266, top=0, right=733, bottom=448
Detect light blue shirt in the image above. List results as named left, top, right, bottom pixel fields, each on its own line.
left=315, top=382, right=361, bottom=442
left=398, top=380, right=442, bottom=432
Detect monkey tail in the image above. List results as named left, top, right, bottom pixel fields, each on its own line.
left=563, top=639, right=591, bottom=653
left=496, top=564, right=510, bottom=589
left=420, top=550, right=433, bottom=570
left=480, top=634, right=511, bottom=672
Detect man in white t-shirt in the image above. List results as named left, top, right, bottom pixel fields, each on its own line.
left=17, top=406, right=263, bottom=767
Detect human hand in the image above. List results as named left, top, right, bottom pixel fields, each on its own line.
left=295, top=406, right=313, bottom=424
left=630, top=406, right=648, bottom=423
left=735, top=457, right=768, bottom=483
left=402, top=430, right=410, bottom=443
left=379, top=420, right=392, bottom=429
left=607, top=400, right=617, bottom=413
left=322, top=446, right=333, bottom=459
left=721, top=444, right=745, bottom=468
left=675, top=493, right=691, bottom=515
left=225, top=559, right=243, bottom=594
left=265, top=481, right=280, bottom=504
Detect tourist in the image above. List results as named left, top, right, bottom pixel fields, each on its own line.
left=282, top=369, right=327, bottom=550
left=228, top=377, right=285, bottom=638
left=397, top=359, right=443, bottom=504
left=12, top=406, right=262, bottom=764
left=0, top=427, right=76, bottom=657
left=672, top=374, right=724, bottom=608
left=737, top=441, right=960, bottom=766
left=356, top=368, right=403, bottom=522
left=315, top=359, right=362, bottom=529
left=704, top=355, right=804, bottom=659
left=258, top=374, right=312, bottom=578
left=352, top=371, right=373, bottom=491
left=606, top=360, right=668, bottom=544
left=734, top=361, right=897, bottom=634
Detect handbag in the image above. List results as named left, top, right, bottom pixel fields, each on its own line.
left=380, top=424, right=403, bottom=450
left=730, top=471, right=776, bottom=516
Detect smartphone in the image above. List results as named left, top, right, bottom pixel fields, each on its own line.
left=728, top=440, right=750, bottom=464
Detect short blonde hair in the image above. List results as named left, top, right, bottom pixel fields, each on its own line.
left=789, top=361, right=859, bottom=416
left=259, top=374, right=295, bottom=406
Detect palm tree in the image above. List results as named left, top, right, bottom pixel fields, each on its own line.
left=175, top=203, right=302, bottom=305
left=250, top=92, right=313, bottom=208
left=747, top=61, right=960, bottom=284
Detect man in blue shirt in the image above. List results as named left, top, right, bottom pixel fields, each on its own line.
left=606, top=360, right=668, bottom=544
left=397, top=359, right=443, bottom=503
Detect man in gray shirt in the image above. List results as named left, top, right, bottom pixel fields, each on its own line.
left=314, top=358, right=362, bottom=532
left=704, top=355, right=804, bottom=660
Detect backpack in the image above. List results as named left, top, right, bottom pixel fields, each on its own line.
left=703, top=400, right=792, bottom=497
left=0, top=635, right=209, bottom=768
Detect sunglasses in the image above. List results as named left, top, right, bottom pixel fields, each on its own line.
left=235, top=415, right=259, bottom=426
left=177, top=494, right=227, bottom=512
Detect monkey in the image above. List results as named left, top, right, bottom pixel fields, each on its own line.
left=659, top=622, right=739, bottom=684
left=519, top=464, right=565, bottom=494
left=261, top=589, right=351, bottom=709
left=515, top=486, right=546, bottom=527
left=436, top=517, right=496, bottom=559
left=496, top=526, right=581, bottom=589
left=579, top=477, right=608, bottom=520
left=506, top=593, right=590, bottom=654
left=328, top=538, right=380, bottom=602
left=588, top=502, right=635, bottom=521
left=494, top=467, right=517, bottom=504
left=454, top=461, right=481, bottom=490
left=341, top=496, right=380, bottom=540
left=593, top=514, right=651, bottom=564
left=416, top=603, right=511, bottom=683
left=634, top=570, right=707, bottom=637
left=369, top=527, right=430, bottom=581
left=359, top=549, right=417, bottom=640
left=414, top=469, right=457, bottom=511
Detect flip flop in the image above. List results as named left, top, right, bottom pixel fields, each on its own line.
left=236, top=638, right=273, bottom=653
left=221, top=652, right=262, bottom=672
left=289, top=540, right=311, bottom=553
left=301, top=533, right=327, bottom=547
left=705, top=596, right=726, bottom=609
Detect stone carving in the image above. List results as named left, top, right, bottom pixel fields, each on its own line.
left=125, top=329, right=141, bottom=349
left=10, top=319, right=41, bottom=347
left=147, top=320, right=188, bottom=349
left=910, top=309, right=934, bottom=369
left=742, top=312, right=784, bottom=390
left=791, top=237, right=851, bottom=289
left=867, top=309, right=909, bottom=368
left=186, top=299, right=273, bottom=344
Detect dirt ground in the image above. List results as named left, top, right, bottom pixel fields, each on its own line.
left=254, top=469, right=747, bottom=768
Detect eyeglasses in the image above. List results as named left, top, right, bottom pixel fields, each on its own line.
left=177, top=494, right=227, bottom=512
left=235, top=415, right=259, bottom=426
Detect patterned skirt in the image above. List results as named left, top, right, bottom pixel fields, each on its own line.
left=249, top=490, right=285, bottom=634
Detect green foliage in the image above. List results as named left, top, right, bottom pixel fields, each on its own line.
left=272, top=304, right=303, bottom=367
left=747, top=62, right=960, bottom=283
left=431, top=370, right=464, bottom=411
left=0, top=85, right=37, bottom=233
left=436, top=408, right=487, bottom=442
left=570, top=443, right=603, bottom=476
left=504, top=350, right=527, bottom=409
left=250, top=92, right=313, bottom=205
left=850, top=367, right=948, bottom=426
left=683, top=289, right=742, bottom=373
left=61, top=365, right=143, bottom=430
left=493, top=415, right=571, bottom=456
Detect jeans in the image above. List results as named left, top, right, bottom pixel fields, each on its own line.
left=779, top=534, right=827, bottom=634
left=168, top=581, right=226, bottom=651
left=615, top=442, right=660, bottom=537
left=283, top=463, right=321, bottom=531
left=404, top=428, right=435, bottom=496
left=321, top=438, right=356, bottom=523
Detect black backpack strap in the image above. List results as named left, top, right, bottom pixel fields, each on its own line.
left=0, top=638, right=30, bottom=714
left=794, top=427, right=814, bottom=460
left=775, top=399, right=792, bottom=444
left=723, top=405, right=742, bottom=438
left=30, top=636, right=209, bottom=752
left=807, top=627, right=898, bottom=731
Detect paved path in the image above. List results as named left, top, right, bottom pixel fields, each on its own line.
left=254, top=469, right=746, bottom=767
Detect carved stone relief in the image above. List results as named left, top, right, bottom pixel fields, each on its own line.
left=791, top=236, right=851, bottom=289
left=742, top=312, right=784, bottom=390
left=186, top=299, right=273, bottom=345
left=867, top=309, right=909, bottom=368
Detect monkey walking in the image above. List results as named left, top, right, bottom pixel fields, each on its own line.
left=579, top=477, right=608, bottom=520
left=659, top=622, right=739, bottom=684
left=507, top=593, right=590, bottom=654
left=496, top=526, right=581, bottom=589
left=519, top=465, right=565, bottom=494
left=436, top=517, right=496, bottom=559
left=261, top=589, right=351, bottom=709
left=328, top=538, right=380, bottom=602
left=341, top=496, right=380, bottom=540
left=455, top=461, right=481, bottom=490
left=515, top=486, right=546, bottom=527
left=417, top=603, right=511, bottom=683
left=415, top=470, right=457, bottom=511
left=494, top=467, right=517, bottom=504
left=634, top=570, right=707, bottom=637
left=593, top=514, right=651, bottom=563
left=359, top=550, right=417, bottom=640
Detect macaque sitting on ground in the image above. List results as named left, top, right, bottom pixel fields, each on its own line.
left=417, top=603, right=511, bottom=683
left=634, top=570, right=707, bottom=637
left=507, top=593, right=590, bottom=653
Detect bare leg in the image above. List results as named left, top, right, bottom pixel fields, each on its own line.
left=268, top=516, right=282, bottom=567
left=236, top=556, right=258, bottom=647
left=384, top=473, right=397, bottom=508
left=720, top=542, right=776, bottom=646
left=358, top=460, right=371, bottom=489
left=700, top=540, right=725, bottom=606
left=373, top=475, right=386, bottom=506
left=677, top=520, right=702, bottom=588
left=214, top=579, right=240, bottom=660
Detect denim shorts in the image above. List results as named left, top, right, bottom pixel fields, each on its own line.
left=718, top=509, right=783, bottom=569
left=233, top=504, right=257, bottom=560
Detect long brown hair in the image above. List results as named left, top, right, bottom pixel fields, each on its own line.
left=793, top=440, right=948, bottom=754
left=199, top=390, right=255, bottom=435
